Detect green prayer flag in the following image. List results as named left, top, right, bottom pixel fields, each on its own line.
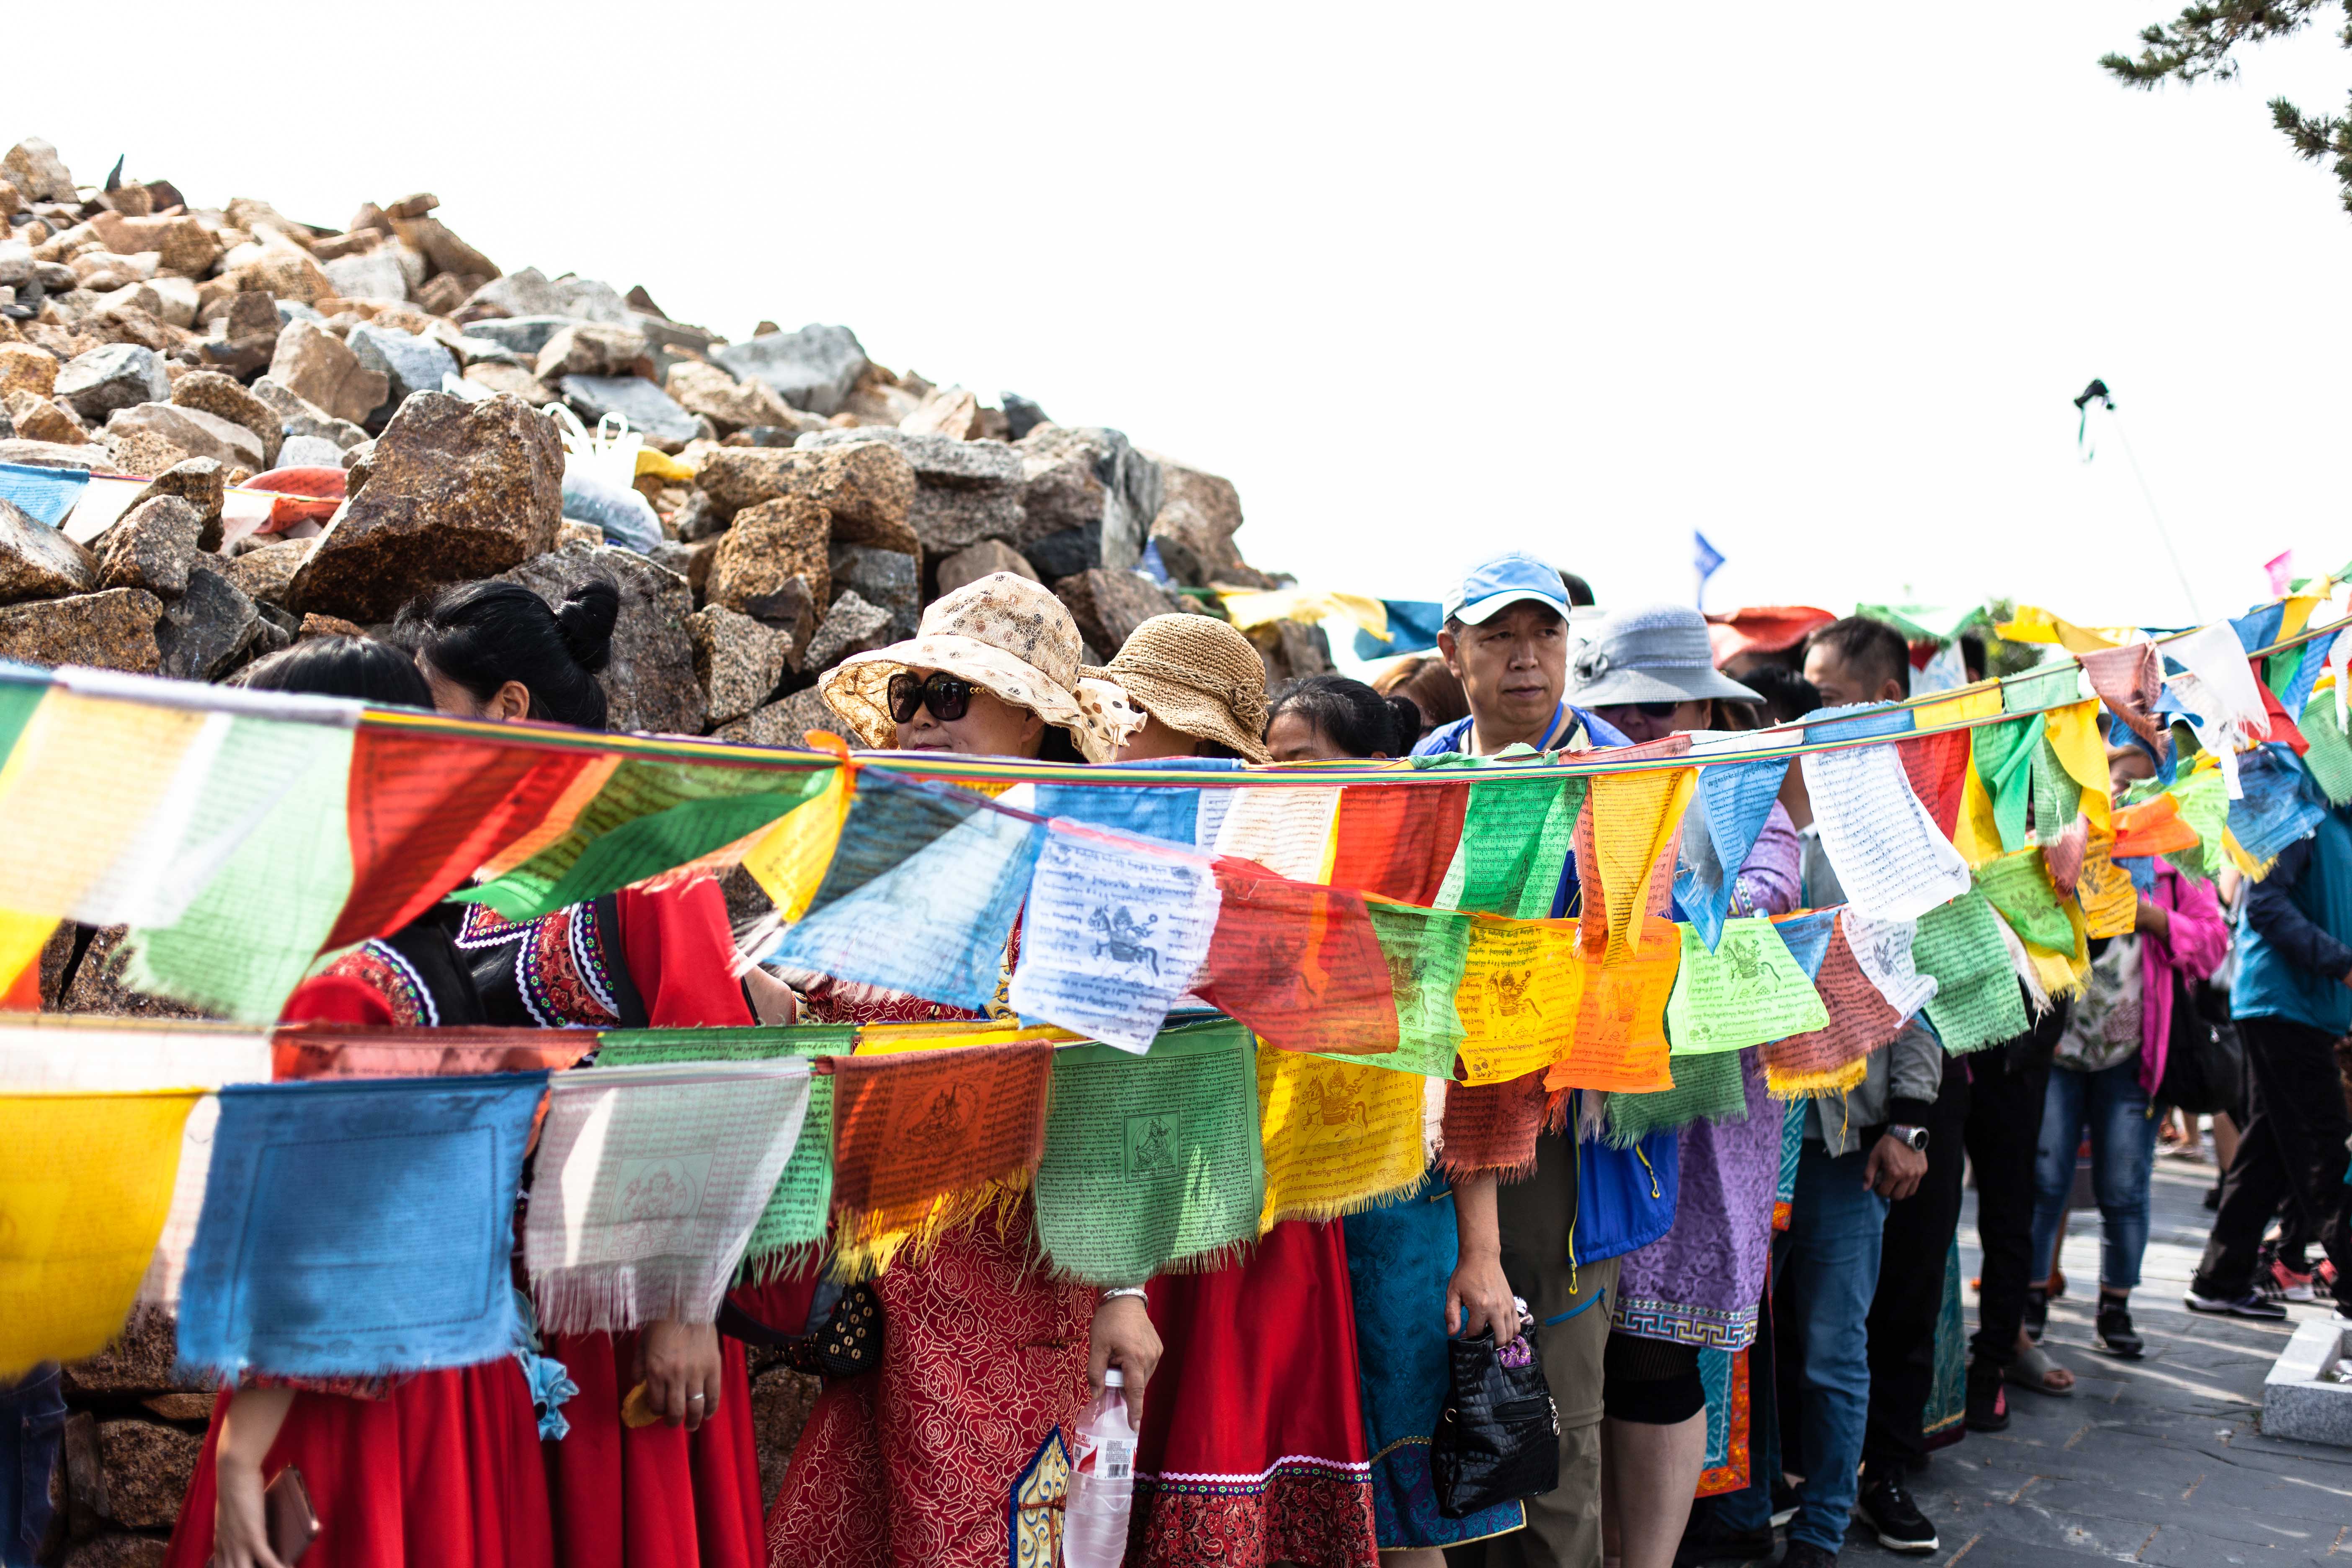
left=2164, top=769, right=2231, bottom=882
left=2299, top=693, right=2352, bottom=806
left=0, top=679, right=49, bottom=769
left=1362, top=903, right=1472, bottom=1077
left=2030, top=734, right=2081, bottom=839
left=1665, top=918, right=1826, bottom=1054
left=1972, top=715, right=2044, bottom=854
left=1034, top=1018, right=1263, bottom=1285
left=1604, top=1051, right=1750, bottom=1148
left=1972, top=849, right=2073, bottom=953
left=2003, top=665, right=2085, bottom=714
left=596, top=1025, right=856, bottom=1277
left=1441, top=776, right=1586, bottom=919
left=1913, top=892, right=2028, bottom=1052
left=459, top=759, right=832, bottom=920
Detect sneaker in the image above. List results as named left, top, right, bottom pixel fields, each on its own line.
left=2184, top=1288, right=2288, bottom=1320
left=2095, top=1300, right=2144, bottom=1358
left=2258, top=1255, right=2316, bottom=1304
left=2022, top=1285, right=2049, bottom=1342
left=2318, top=1259, right=2339, bottom=1293
left=1782, top=1542, right=1839, bottom=1568
left=2202, top=1182, right=2220, bottom=1211
left=1858, top=1469, right=1939, bottom=1553
left=1964, top=1358, right=2010, bottom=1431
left=1671, top=1511, right=1775, bottom=1567
left=1770, top=1475, right=1800, bottom=1529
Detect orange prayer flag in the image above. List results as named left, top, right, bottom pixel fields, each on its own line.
left=828, top=1039, right=1053, bottom=1218
left=2111, top=794, right=2200, bottom=859
left=1547, top=917, right=1679, bottom=1094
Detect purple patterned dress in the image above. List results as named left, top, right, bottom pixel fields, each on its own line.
left=1612, top=804, right=1802, bottom=1351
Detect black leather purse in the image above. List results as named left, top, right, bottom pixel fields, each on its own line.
left=2156, top=973, right=2244, bottom=1119
left=717, top=1279, right=884, bottom=1380
left=1431, top=1326, right=1559, bottom=1519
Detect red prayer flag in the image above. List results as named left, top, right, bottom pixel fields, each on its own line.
left=1199, top=857, right=1399, bottom=1055
left=1896, top=728, right=1970, bottom=841
left=1326, top=780, right=1469, bottom=906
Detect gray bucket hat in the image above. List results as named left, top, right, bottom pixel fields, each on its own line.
left=1569, top=603, right=1763, bottom=707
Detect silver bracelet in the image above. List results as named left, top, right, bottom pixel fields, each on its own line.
left=1101, top=1285, right=1148, bottom=1302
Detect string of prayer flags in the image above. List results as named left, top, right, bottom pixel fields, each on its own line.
left=1452, top=917, right=1583, bottom=1084
left=527, top=1061, right=810, bottom=1331
left=1665, top=918, right=1827, bottom=1054
left=1606, top=1050, right=1753, bottom=1148
left=125, top=721, right=357, bottom=1023
left=828, top=1038, right=1050, bottom=1228
left=1199, top=859, right=1398, bottom=1055
left=271, top=1024, right=597, bottom=1081
left=1328, top=779, right=1470, bottom=906
left=1447, top=775, right=1584, bottom=918
left=179, top=1073, right=548, bottom=1378
left=463, top=756, right=832, bottom=921
left=1550, top=916, right=1680, bottom=1094
left=1257, top=1040, right=1426, bottom=1224
left=1362, top=901, right=1473, bottom=1076
left=767, top=777, right=1040, bottom=1016
left=1800, top=734, right=1972, bottom=921
left=2227, top=743, right=2328, bottom=872
left=1973, top=848, right=2076, bottom=954
left=1008, top=821, right=1223, bottom=1052
left=1212, top=784, right=1340, bottom=881
left=2299, top=691, right=2352, bottom=806
left=2080, top=641, right=2168, bottom=752
left=2041, top=808, right=2090, bottom=898
left=1913, top=892, right=2031, bottom=1052
left=1437, top=1070, right=1547, bottom=1181
left=1587, top=763, right=1696, bottom=961
left=0, top=1019, right=269, bottom=1090
left=0, top=688, right=209, bottom=923
left=595, top=1026, right=856, bottom=1279
left=1969, top=714, right=2044, bottom=856
left=1764, top=914, right=1901, bottom=1096
left=1033, top=1019, right=1263, bottom=1284
left=0, top=1088, right=203, bottom=1375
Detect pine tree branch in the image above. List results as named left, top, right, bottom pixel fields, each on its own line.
left=2100, top=1, right=2332, bottom=87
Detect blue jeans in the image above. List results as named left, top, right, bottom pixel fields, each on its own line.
left=2031, top=1061, right=2159, bottom=1292
left=1715, top=1140, right=1888, bottom=1553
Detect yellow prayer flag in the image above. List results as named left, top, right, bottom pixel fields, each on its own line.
left=743, top=765, right=856, bottom=921
left=1589, top=767, right=1696, bottom=961
left=2078, top=833, right=2138, bottom=939
left=1256, top=1044, right=1424, bottom=1226
left=2022, top=901, right=2091, bottom=997
left=1995, top=607, right=2124, bottom=654
left=0, top=910, right=55, bottom=998
left=1766, top=1054, right=1871, bottom=1099
left=1454, top=919, right=1583, bottom=1085
left=2044, top=700, right=2112, bottom=832
left=856, top=1020, right=1083, bottom=1055
left=0, top=1089, right=201, bottom=1375
left=1913, top=688, right=2002, bottom=733
left=1918, top=687, right=2007, bottom=867
left=0, top=692, right=209, bottom=920
left=2280, top=596, right=2320, bottom=643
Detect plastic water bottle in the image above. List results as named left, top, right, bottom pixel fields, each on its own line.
left=1063, top=1368, right=1136, bottom=1568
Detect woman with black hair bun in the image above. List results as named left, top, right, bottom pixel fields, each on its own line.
left=1264, top=674, right=1421, bottom=761
left=395, top=578, right=620, bottom=729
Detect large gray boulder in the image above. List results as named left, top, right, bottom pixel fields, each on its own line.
left=462, top=268, right=631, bottom=324
left=54, top=345, right=170, bottom=423
left=712, top=325, right=868, bottom=416
left=500, top=542, right=705, bottom=735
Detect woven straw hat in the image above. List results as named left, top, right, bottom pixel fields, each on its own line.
left=1086, top=613, right=1272, bottom=763
left=820, top=572, right=1145, bottom=761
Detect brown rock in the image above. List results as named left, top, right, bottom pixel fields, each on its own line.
left=95, top=1420, right=200, bottom=1529
left=750, top=1364, right=823, bottom=1508
left=106, top=402, right=263, bottom=472
left=0, top=341, right=58, bottom=401
left=105, top=430, right=195, bottom=478
left=63, top=1309, right=209, bottom=1396
left=126, top=458, right=226, bottom=552
left=689, top=604, right=792, bottom=726
left=708, top=496, right=832, bottom=618
left=170, top=371, right=282, bottom=466
left=462, top=361, right=557, bottom=405
left=62, top=1410, right=105, bottom=1538
left=739, top=573, right=818, bottom=658
left=936, top=539, right=1039, bottom=597
left=62, top=1537, right=170, bottom=1568
left=695, top=443, right=918, bottom=554
left=267, top=320, right=389, bottom=426
left=58, top=924, right=217, bottom=1015
left=234, top=238, right=335, bottom=306
left=500, top=543, right=704, bottom=735
left=647, top=536, right=718, bottom=598
left=3, top=138, right=73, bottom=202
left=556, top=520, right=602, bottom=549
left=395, top=214, right=500, bottom=284
left=224, top=291, right=279, bottom=338
left=900, top=384, right=979, bottom=439
left=219, top=538, right=310, bottom=605
left=297, top=612, right=366, bottom=641
left=666, top=361, right=803, bottom=435
left=801, top=589, right=895, bottom=671
left=7, top=391, right=83, bottom=444
left=0, top=436, right=112, bottom=469
left=1144, top=451, right=1249, bottom=585
left=98, top=497, right=203, bottom=596
left=715, top=685, right=843, bottom=748
left=1248, top=618, right=1335, bottom=684
left=291, top=392, right=563, bottom=623
left=535, top=321, right=648, bottom=381
left=0, top=495, right=95, bottom=602
left=142, top=1393, right=215, bottom=1422
left=1053, top=568, right=1184, bottom=657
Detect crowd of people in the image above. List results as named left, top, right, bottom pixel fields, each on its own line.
left=44, top=547, right=2346, bottom=1568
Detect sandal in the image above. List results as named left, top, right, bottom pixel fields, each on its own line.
left=2003, top=1342, right=2074, bottom=1396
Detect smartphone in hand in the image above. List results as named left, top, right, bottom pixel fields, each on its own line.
left=264, top=1467, right=320, bottom=1565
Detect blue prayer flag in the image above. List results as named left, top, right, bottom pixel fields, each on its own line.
left=0, top=463, right=89, bottom=528
left=178, top=1073, right=549, bottom=1379
left=2227, top=743, right=2328, bottom=867
left=1353, top=599, right=1446, bottom=662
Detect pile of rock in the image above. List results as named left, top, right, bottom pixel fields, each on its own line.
left=0, top=136, right=1331, bottom=740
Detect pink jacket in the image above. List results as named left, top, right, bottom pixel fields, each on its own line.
left=2137, top=864, right=2230, bottom=1097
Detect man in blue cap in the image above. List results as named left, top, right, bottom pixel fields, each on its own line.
left=1415, top=552, right=1629, bottom=758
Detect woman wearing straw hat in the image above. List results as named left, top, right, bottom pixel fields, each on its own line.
left=764, top=573, right=1163, bottom=1568
left=1088, top=614, right=1382, bottom=1568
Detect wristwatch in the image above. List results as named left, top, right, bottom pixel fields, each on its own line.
left=1888, top=1124, right=1930, bottom=1152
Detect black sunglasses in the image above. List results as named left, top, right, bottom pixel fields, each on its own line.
left=1630, top=701, right=1681, bottom=719
left=888, top=671, right=975, bottom=725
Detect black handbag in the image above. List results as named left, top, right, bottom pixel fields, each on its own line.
left=1431, top=1326, right=1559, bottom=1519
left=717, top=1279, right=884, bottom=1380
left=2156, top=973, right=2244, bottom=1118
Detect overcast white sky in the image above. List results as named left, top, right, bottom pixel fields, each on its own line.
left=14, top=2, right=2351, bottom=629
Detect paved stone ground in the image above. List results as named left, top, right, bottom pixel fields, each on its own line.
left=1727, top=1148, right=2352, bottom=1565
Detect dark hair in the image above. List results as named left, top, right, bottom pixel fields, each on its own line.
left=235, top=636, right=436, bottom=709
left=1959, top=632, right=1987, bottom=683
left=1726, top=664, right=1819, bottom=727
left=1377, top=655, right=1469, bottom=734
left=1558, top=570, right=1595, bottom=608
left=1266, top=675, right=1421, bottom=758
left=394, top=578, right=619, bottom=730
left=1803, top=616, right=1910, bottom=700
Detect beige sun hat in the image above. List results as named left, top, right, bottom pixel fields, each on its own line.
left=819, top=571, right=1145, bottom=761
left=1085, top=612, right=1273, bottom=764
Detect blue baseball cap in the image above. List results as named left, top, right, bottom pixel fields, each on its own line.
left=1442, top=552, right=1573, bottom=627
